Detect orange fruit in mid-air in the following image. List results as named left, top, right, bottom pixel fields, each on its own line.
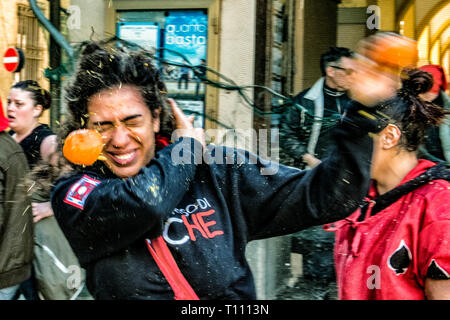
left=357, top=32, right=418, bottom=70
left=63, top=129, right=104, bottom=165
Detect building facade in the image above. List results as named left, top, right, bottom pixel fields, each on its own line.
left=0, top=0, right=74, bottom=125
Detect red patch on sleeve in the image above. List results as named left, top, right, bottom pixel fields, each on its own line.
left=64, top=175, right=101, bottom=209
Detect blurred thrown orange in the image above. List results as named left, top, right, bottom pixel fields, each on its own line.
left=63, top=129, right=103, bottom=165
left=356, top=32, right=418, bottom=70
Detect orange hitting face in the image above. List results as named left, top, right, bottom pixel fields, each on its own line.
left=63, top=129, right=104, bottom=165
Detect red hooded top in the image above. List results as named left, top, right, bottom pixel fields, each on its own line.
left=419, top=64, right=448, bottom=95
left=329, top=160, right=450, bottom=300
left=0, top=99, right=9, bottom=132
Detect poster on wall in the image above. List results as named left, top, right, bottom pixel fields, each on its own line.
left=117, top=22, right=159, bottom=53
left=163, top=11, right=207, bottom=66
left=116, top=10, right=208, bottom=128
left=160, top=10, right=208, bottom=102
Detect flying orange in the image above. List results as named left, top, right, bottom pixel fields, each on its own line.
left=63, top=129, right=104, bottom=165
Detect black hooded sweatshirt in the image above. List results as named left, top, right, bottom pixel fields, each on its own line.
left=51, top=106, right=376, bottom=300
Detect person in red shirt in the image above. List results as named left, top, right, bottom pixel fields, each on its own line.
left=328, top=68, right=450, bottom=300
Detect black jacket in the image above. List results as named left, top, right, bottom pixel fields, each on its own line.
left=279, top=78, right=351, bottom=168
left=51, top=109, right=375, bottom=300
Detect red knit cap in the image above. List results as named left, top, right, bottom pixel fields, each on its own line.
left=0, top=99, right=9, bottom=132
left=418, top=64, right=448, bottom=95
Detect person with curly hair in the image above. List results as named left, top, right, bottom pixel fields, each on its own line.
left=44, top=39, right=397, bottom=300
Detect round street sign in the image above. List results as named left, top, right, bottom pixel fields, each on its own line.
left=3, top=47, right=25, bottom=73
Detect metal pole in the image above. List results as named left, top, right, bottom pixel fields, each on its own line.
left=28, top=0, right=73, bottom=57
left=49, top=0, right=61, bottom=129
left=29, top=0, right=74, bottom=129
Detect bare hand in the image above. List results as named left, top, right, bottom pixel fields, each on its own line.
left=32, top=202, right=54, bottom=223
left=302, top=153, right=321, bottom=168
left=347, top=32, right=417, bottom=107
left=347, top=57, right=399, bottom=107
left=168, top=98, right=205, bottom=148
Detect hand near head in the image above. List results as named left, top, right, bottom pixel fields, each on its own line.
left=348, top=33, right=417, bottom=107
left=168, top=98, right=205, bottom=148
left=302, top=153, right=322, bottom=168
left=347, top=57, right=399, bottom=107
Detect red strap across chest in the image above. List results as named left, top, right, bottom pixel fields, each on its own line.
left=145, top=236, right=199, bottom=300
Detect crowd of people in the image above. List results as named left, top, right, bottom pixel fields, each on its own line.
left=0, top=32, right=449, bottom=300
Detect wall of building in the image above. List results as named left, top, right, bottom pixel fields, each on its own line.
left=67, top=0, right=106, bottom=43
left=0, top=0, right=20, bottom=103
left=216, top=0, right=255, bottom=147
left=337, top=6, right=368, bottom=50
left=292, top=0, right=340, bottom=93
left=416, top=0, right=442, bottom=29
left=301, top=0, right=339, bottom=89
left=0, top=0, right=50, bottom=124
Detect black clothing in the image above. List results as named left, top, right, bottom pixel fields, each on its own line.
left=423, top=94, right=445, bottom=161
left=279, top=82, right=351, bottom=282
left=319, top=85, right=352, bottom=157
left=52, top=109, right=376, bottom=300
left=418, top=91, right=450, bottom=163
left=9, top=124, right=54, bottom=167
left=279, top=82, right=351, bottom=168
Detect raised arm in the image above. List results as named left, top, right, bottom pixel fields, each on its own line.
left=231, top=104, right=377, bottom=241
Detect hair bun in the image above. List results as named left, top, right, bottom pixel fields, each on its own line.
left=41, top=89, right=52, bottom=110
left=400, top=68, right=434, bottom=96
left=11, top=80, right=51, bottom=109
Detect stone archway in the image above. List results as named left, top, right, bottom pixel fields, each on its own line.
left=415, top=1, right=450, bottom=81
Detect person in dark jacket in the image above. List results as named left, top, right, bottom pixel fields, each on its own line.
left=279, top=47, right=354, bottom=169
left=417, top=65, right=450, bottom=163
left=0, top=100, right=33, bottom=300
left=279, top=47, right=354, bottom=293
left=47, top=40, right=396, bottom=300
